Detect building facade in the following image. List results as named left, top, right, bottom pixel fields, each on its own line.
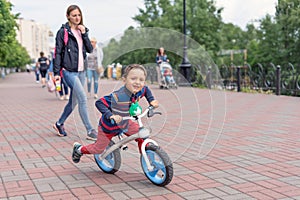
left=15, top=18, right=54, bottom=63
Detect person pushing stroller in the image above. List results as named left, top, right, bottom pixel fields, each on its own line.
left=156, top=47, right=169, bottom=65
left=156, top=47, right=177, bottom=89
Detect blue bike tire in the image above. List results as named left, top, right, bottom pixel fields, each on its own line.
left=94, top=141, right=121, bottom=174
left=140, top=145, right=173, bottom=186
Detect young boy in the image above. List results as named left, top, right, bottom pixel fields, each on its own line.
left=72, top=64, right=159, bottom=163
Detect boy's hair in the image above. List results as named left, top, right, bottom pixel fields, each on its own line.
left=123, top=64, right=147, bottom=78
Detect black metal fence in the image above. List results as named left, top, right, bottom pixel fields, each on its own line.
left=142, top=63, right=300, bottom=97
left=208, top=63, right=300, bottom=96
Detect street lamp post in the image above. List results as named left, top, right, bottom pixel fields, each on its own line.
left=179, top=0, right=192, bottom=85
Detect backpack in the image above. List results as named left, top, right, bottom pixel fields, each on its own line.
left=53, top=26, right=68, bottom=59
left=63, top=26, right=68, bottom=46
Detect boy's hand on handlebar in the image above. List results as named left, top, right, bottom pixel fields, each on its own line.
left=148, top=101, right=162, bottom=117
left=110, top=115, right=122, bottom=124
left=150, top=100, right=159, bottom=108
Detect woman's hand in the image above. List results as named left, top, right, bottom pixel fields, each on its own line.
left=110, top=115, right=122, bottom=123
left=77, top=25, right=86, bottom=34
left=54, top=75, right=61, bottom=82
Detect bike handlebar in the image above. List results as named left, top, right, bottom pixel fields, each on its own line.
left=110, top=106, right=161, bottom=124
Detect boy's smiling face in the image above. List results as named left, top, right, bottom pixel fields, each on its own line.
left=123, top=68, right=146, bottom=94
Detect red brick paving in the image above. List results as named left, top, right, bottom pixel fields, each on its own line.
left=0, top=72, right=300, bottom=199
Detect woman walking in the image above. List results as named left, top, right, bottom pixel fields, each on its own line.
left=86, top=37, right=103, bottom=99
left=52, top=5, right=97, bottom=140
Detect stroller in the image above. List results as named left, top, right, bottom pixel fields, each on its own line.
left=156, top=62, right=177, bottom=89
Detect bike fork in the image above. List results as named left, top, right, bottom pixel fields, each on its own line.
left=140, top=139, right=159, bottom=171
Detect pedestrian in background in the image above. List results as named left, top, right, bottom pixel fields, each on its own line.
left=26, top=64, right=31, bottom=73
left=156, top=47, right=169, bottom=65
left=34, top=63, right=40, bottom=83
left=53, top=4, right=97, bottom=140
left=86, top=37, right=103, bottom=99
left=36, top=51, right=49, bottom=87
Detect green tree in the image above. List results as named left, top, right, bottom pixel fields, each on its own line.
left=255, top=15, right=280, bottom=66
left=275, top=0, right=300, bottom=65
left=104, top=0, right=300, bottom=87
left=7, top=40, right=31, bottom=68
left=243, top=24, right=259, bottom=66
left=188, top=0, right=222, bottom=55
left=133, top=0, right=223, bottom=60
left=0, top=0, right=17, bottom=66
left=253, top=0, right=300, bottom=67
left=0, top=0, right=30, bottom=70
left=102, top=0, right=224, bottom=85
left=0, top=0, right=17, bottom=42
left=217, top=23, right=245, bottom=65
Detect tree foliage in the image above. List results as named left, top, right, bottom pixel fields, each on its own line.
left=102, top=0, right=223, bottom=82
left=133, top=0, right=223, bottom=56
left=247, top=0, right=300, bottom=69
left=275, top=0, right=300, bottom=65
left=102, top=0, right=299, bottom=79
left=9, top=0, right=294, bottom=86
left=0, top=0, right=31, bottom=69
left=1, top=0, right=299, bottom=74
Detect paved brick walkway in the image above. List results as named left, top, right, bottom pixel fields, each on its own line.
left=0, top=72, right=300, bottom=200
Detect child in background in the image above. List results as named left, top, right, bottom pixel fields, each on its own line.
left=163, top=67, right=175, bottom=84
left=72, top=64, right=159, bottom=163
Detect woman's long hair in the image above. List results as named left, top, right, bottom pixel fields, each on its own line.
left=157, top=47, right=166, bottom=56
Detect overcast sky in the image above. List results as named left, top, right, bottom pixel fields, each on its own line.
left=10, top=0, right=277, bottom=43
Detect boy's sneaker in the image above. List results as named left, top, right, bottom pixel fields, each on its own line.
left=72, top=142, right=82, bottom=163
left=86, top=129, right=97, bottom=141
left=53, top=122, right=67, bottom=137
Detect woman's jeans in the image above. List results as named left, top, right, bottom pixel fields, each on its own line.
left=58, top=70, right=93, bottom=132
left=86, top=69, right=99, bottom=94
left=59, top=76, right=69, bottom=97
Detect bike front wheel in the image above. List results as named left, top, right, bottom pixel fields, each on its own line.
left=140, top=145, right=173, bottom=186
left=94, top=141, right=121, bottom=174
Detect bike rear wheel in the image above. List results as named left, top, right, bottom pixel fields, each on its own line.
left=140, top=145, right=173, bottom=186
left=94, top=141, right=121, bottom=174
